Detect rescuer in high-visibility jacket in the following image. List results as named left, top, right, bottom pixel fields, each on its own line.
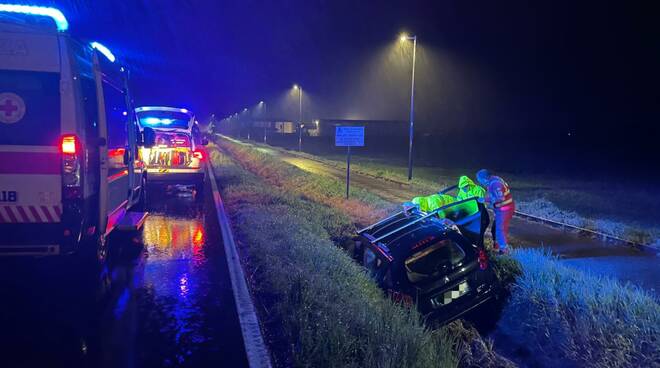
left=453, top=176, right=488, bottom=246
left=477, top=169, right=515, bottom=254
left=455, top=176, right=486, bottom=216
left=411, top=193, right=456, bottom=218
left=456, top=176, right=486, bottom=202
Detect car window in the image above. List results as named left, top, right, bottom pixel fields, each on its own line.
left=363, top=247, right=389, bottom=286
left=405, top=239, right=466, bottom=280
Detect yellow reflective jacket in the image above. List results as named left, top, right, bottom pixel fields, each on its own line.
left=412, top=194, right=456, bottom=218
left=456, top=176, right=486, bottom=201
left=455, top=176, right=486, bottom=217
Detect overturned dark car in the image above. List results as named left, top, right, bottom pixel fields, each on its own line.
left=353, top=196, right=498, bottom=325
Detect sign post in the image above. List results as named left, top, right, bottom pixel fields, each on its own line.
left=335, top=126, right=365, bottom=199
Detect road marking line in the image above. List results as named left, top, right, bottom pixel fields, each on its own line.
left=206, top=161, right=272, bottom=368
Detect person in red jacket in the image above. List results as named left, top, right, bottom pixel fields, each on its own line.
left=476, top=169, right=515, bottom=254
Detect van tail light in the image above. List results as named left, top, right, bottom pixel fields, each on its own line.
left=60, top=134, right=82, bottom=199
left=193, top=149, right=205, bottom=160
left=61, top=135, right=77, bottom=154
left=478, top=249, right=489, bottom=270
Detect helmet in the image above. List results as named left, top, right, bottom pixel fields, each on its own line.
left=476, top=169, right=491, bottom=184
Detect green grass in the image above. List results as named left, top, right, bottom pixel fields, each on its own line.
left=499, top=248, right=659, bottom=368
left=216, top=136, right=660, bottom=368
left=288, top=151, right=660, bottom=247
left=217, top=136, right=396, bottom=227
left=208, top=146, right=459, bottom=367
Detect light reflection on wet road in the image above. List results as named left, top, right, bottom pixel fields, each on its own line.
left=1, top=187, right=248, bottom=367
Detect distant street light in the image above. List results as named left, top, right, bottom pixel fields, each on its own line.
left=259, top=101, right=267, bottom=143
left=400, top=33, right=417, bottom=181
left=293, top=84, right=303, bottom=151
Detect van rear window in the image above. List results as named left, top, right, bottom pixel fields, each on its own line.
left=155, top=132, right=192, bottom=148
left=0, top=71, right=60, bottom=146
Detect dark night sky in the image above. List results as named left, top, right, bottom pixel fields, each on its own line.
left=44, top=0, right=660, bottom=172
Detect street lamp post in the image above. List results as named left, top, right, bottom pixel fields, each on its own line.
left=294, top=84, right=303, bottom=151
left=400, top=34, right=417, bottom=181
left=243, top=108, right=249, bottom=140
left=259, top=101, right=267, bottom=143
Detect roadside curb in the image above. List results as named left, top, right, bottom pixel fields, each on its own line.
left=206, top=162, right=273, bottom=368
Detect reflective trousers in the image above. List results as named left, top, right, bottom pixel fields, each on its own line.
left=491, top=203, right=515, bottom=250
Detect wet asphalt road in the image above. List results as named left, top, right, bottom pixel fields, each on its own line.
left=0, top=187, right=248, bottom=367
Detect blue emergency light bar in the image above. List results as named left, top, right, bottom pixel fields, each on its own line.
left=90, top=41, right=116, bottom=63
left=135, top=106, right=193, bottom=115
left=143, top=117, right=174, bottom=126
left=0, top=4, right=69, bottom=31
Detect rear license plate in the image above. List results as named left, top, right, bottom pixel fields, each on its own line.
left=431, top=281, right=470, bottom=308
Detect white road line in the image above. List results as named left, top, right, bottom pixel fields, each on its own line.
left=206, top=161, right=272, bottom=368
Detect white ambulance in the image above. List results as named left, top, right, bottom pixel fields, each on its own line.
left=0, top=5, right=155, bottom=262
left=135, top=106, right=207, bottom=193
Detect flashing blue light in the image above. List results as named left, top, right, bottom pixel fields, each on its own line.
left=0, top=4, right=69, bottom=31
left=135, top=106, right=193, bottom=115
left=90, top=41, right=116, bottom=63
left=143, top=117, right=173, bottom=125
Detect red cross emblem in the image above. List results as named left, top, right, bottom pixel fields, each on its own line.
left=0, top=93, right=26, bottom=124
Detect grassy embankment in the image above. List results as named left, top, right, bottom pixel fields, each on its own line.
left=208, top=147, right=460, bottom=367
left=290, top=151, right=660, bottom=247
left=216, top=136, right=659, bottom=368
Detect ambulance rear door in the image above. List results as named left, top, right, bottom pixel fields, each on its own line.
left=0, top=25, right=62, bottom=229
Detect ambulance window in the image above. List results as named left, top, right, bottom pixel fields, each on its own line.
left=102, top=81, right=128, bottom=150
left=80, top=78, right=98, bottom=142
left=0, top=70, right=60, bottom=146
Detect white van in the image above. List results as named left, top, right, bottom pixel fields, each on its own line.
left=135, top=106, right=207, bottom=193
left=0, top=5, right=155, bottom=262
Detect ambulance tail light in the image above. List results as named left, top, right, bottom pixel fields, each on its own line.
left=60, top=134, right=82, bottom=198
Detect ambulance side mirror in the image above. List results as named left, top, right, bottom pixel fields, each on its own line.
left=142, top=127, right=156, bottom=148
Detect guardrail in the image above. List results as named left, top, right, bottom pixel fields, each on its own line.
left=513, top=210, right=656, bottom=252
left=206, top=162, right=273, bottom=368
